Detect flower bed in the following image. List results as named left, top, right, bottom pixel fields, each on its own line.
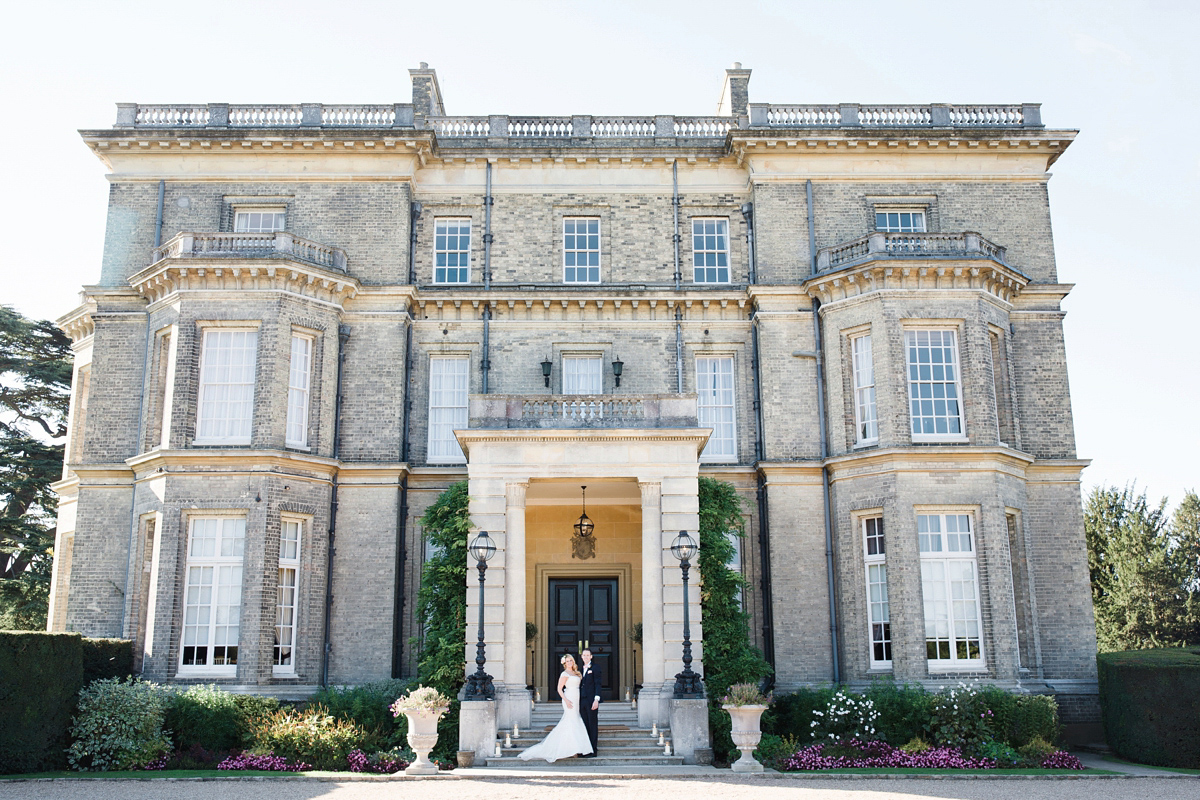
left=780, top=738, right=1084, bottom=771
left=216, top=752, right=311, bottom=772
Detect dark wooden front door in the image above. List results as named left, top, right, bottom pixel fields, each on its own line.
left=548, top=578, right=618, bottom=701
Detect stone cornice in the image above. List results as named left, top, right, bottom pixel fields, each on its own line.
left=825, top=445, right=1037, bottom=483
left=805, top=259, right=1028, bottom=306
left=56, top=300, right=97, bottom=344
left=415, top=286, right=749, bottom=323
left=1010, top=283, right=1073, bottom=311
left=455, top=427, right=712, bottom=459
left=126, top=448, right=341, bottom=480
left=126, top=259, right=361, bottom=307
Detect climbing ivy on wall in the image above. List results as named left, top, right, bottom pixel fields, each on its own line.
left=412, top=480, right=471, bottom=759
left=697, top=476, right=772, bottom=762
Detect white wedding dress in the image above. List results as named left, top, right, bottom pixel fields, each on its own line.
left=518, top=672, right=595, bottom=762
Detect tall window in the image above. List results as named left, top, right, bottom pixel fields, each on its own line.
left=863, top=516, right=891, bottom=668
left=180, top=517, right=245, bottom=675
left=234, top=209, right=286, bottom=233
left=726, top=530, right=745, bottom=610
left=563, top=356, right=603, bottom=395
left=428, top=356, right=468, bottom=463
left=851, top=333, right=878, bottom=444
left=274, top=518, right=301, bottom=673
left=919, top=513, right=984, bottom=667
left=286, top=334, right=312, bottom=448
left=692, top=218, right=730, bottom=283
left=196, top=329, right=257, bottom=444
left=434, top=218, right=471, bottom=284
left=875, top=210, right=926, bottom=232
left=563, top=218, right=600, bottom=283
left=697, top=356, right=736, bottom=460
left=905, top=329, right=964, bottom=439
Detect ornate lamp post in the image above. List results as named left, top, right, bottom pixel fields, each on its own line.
left=464, top=530, right=496, bottom=700
left=669, top=530, right=704, bottom=698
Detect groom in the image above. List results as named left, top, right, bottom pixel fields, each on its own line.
left=579, top=649, right=601, bottom=758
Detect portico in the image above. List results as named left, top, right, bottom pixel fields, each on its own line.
left=456, top=393, right=708, bottom=745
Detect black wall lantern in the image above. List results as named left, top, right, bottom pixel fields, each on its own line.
left=612, top=358, right=624, bottom=387
left=571, top=485, right=596, bottom=560
left=541, top=357, right=553, bottom=387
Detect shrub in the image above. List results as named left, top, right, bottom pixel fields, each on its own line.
left=979, top=739, right=1021, bottom=766
left=1098, top=646, right=1200, bottom=768
left=0, top=631, right=83, bottom=773
left=925, top=683, right=993, bottom=751
left=312, top=679, right=412, bottom=750
left=861, top=680, right=932, bottom=745
left=166, top=685, right=244, bottom=754
left=809, top=688, right=881, bottom=744
left=67, top=677, right=171, bottom=771
left=248, top=705, right=369, bottom=771
left=761, top=687, right=835, bottom=742
left=81, top=638, right=133, bottom=684
left=900, top=736, right=930, bottom=753
left=1017, top=735, right=1058, bottom=767
left=754, top=733, right=801, bottom=770
left=1009, top=695, right=1059, bottom=747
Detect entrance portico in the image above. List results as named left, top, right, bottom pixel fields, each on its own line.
left=456, top=394, right=708, bottom=738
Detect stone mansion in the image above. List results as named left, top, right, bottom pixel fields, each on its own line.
left=49, top=63, right=1098, bottom=756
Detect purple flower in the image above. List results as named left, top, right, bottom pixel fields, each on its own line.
left=217, top=751, right=311, bottom=772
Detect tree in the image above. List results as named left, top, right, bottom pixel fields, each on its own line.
left=0, top=305, right=73, bottom=629
left=1085, top=485, right=1200, bottom=651
left=697, top=476, right=772, bottom=761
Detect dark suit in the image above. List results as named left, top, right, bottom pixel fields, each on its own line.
left=579, top=659, right=602, bottom=754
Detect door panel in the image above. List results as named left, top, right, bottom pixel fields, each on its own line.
left=547, top=577, right=619, bottom=701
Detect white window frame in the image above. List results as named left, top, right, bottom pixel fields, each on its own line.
left=862, top=515, right=891, bottom=669
left=905, top=328, right=966, bottom=441
left=851, top=332, right=878, bottom=445
left=692, top=218, right=731, bottom=284
left=918, top=511, right=986, bottom=670
left=195, top=328, right=258, bottom=445
left=563, top=217, right=601, bottom=284
left=433, top=217, right=472, bottom=284
left=427, top=356, right=468, bottom=464
left=233, top=207, right=286, bottom=233
left=725, top=530, right=745, bottom=610
left=274, top=516, right=303, bottom=675
left=286, top=333, right=313, bottom=449
left=875, top=208, right=926, bottom=233
left=562, top=355, right=603, bottom=395
left=179, top=516, right=245, bottom=677
left=696, top=356, right=736, bottom=461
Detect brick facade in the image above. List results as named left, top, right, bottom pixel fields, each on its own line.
left=49, top=66, right=1098, bottom=722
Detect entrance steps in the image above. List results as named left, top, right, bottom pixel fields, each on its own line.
left=487, top=702, right=685, bottom=767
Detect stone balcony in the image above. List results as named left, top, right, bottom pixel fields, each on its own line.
left=469, top=393, right=698, bottom=430
left=152, top=231, right=348, bottom=272
left=807, top=231, right=1028, bottom=305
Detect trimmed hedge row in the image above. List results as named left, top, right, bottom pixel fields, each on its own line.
left=1098, top=646, right=1200, bottom=768
left=0, top=632, right=133, bottom=773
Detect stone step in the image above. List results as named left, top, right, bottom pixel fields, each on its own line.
left=485, top=755, right=687, bottom=767
left=501, top=734, right=671, bottom=748
left=498, top=744, right=671, bottom=757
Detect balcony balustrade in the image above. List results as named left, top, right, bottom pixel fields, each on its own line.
left=816, top=231, right=1008, bottom=272
left=152, top=231, right=348, bottom=273
left=469, top=393, right=698, bottom=430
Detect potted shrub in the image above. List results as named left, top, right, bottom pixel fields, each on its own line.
left=721, top=682, right=772, bottom=773
left=390, top=686, right=452, bottom=775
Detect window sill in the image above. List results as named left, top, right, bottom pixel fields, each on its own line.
left=926, top=662, right=987, bottom=672
left=272, top=669, right=299, bottom=678
left=428, top=459, right=467, bottom=466
left=193, top=439, right=252, bottom=447
left=911, top=436, right=970, bottom=444
left=177, top=666, right=237, bottom=678
left=853, top=439, right=879, bottom=450
left=285, top=443, right=311, bottom=452
left=867, top=665, right=893, bottom=672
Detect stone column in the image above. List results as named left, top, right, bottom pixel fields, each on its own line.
left=639, top=481, right=665, bottom=727
left=497, top=482, right=531, bottom=728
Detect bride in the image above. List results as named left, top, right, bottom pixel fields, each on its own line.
left=518, top=653, right=595, bottom=762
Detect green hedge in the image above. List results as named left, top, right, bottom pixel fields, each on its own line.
left=0, top=632, right=134, bottom=773
left=1098, top=646, right=1200, bottom=768
left=0, top=631, right=84, bottom=773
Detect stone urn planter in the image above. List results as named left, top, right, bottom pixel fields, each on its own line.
left=723, top=703, right=768, bottom=773
left=391, top=686, right=453, bottom=776
left=401, top=707, right=448, bottom=775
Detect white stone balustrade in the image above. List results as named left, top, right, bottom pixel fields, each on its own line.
left=816, top=231, right=1009, bottom=271
left=469, top=394, right=698, bottom=429
left=748, top=102, right=1042, bottom=128
left=152, top=231, right=348, bottom=272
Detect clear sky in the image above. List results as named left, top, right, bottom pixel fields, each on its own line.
left=1, top=0, right=1195, bottom=507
